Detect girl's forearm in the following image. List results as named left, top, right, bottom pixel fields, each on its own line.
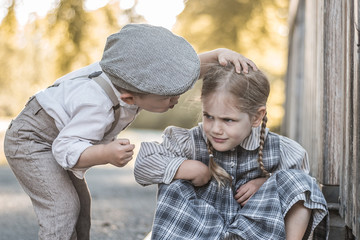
left=198, top=49, right=221, bottom=78
left=175, top=160, right=211, bottom=186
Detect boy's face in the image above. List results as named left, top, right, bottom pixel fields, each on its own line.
left=202, top=92, right=253, bottom=152
left=133, top=94, right=180, bottom=113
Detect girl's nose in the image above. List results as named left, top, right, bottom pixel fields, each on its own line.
left=211, top=121, right=223, bottom=135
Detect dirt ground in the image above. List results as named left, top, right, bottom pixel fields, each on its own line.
left=0, top=165, right=158, bottom=240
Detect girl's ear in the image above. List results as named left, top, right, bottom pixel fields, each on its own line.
left=120, top=93, right=135, bottom=105
left=252, top=106, right=266, bottom=127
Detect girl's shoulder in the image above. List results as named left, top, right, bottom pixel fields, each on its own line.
left=162, top=125, right=202, bottom=156
left=279, top=134, right=306, bottom=152
left=162, top=125, right=197, bottom=150
left=163, top=124, right=202, bottom=138
left=273, top=133, right=309, bottom=171
left=267, top=131, right=305, bottom=149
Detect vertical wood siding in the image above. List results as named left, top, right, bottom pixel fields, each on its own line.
left=284, top=0, right=359, bottom=237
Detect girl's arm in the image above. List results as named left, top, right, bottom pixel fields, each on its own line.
left=278, top=135, right=310, bottom=173
left=198, top=48, right=257, bottom=77
left=234, top=178, right=267, bottom=206
left=134, top=126, right=198, bottom=186
left=174, top=160, right=211, bottom=187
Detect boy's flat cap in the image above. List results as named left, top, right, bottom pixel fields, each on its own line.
left=99, top=23, right=200, bottom=96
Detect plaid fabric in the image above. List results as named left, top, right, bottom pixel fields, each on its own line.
left=151, top=127, right=328, bottom=240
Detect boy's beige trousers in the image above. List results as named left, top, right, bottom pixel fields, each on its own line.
left=4, top=96, right=91, bottom=240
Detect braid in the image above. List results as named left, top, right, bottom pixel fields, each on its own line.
left=257, top=113, right=271, bottom=178
left=207, top=140, right=232, bottom=187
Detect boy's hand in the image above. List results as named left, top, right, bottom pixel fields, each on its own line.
left=104, top=138, right=135, bottom=167
left=234, top=177, right=267, bottom=206
left=175, top=160, right=211, bottom=186
left=216, top=48, right=258, bottom=74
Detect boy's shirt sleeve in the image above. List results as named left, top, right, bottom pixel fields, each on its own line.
left=134, top=126, right=194, bottom=186
left=277, top=135, right=310, bottom=173
left=52, top=92, right=114, bottom=174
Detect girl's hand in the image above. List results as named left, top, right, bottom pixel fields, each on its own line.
left=104, top=138, right=135, bottom=167
left=175, top=160, right=211, bottom=187
left=216, top=48, right=257, bottom=74
left=234, top=177, right=267, bottom=206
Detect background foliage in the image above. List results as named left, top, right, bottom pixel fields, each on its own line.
left=0, top=0, right=289, bottom=132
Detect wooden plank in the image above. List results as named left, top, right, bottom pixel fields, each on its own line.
left=303, top=0, right=323, bottom=181
left=350, top=0, right=360, bottom=236
left=283, top=0, right=305, bottom=142
left=352, top=44, right=360, bottom=238
left=315, top=1, right=325, bottom=183
left=322, top=0, right=344, bottom=185
left=340, top=0, right=354, bottom=234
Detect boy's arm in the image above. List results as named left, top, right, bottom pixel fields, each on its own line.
left=75, top=138, right=135, bottom=168
left=198, top=48, right=258, bottom=77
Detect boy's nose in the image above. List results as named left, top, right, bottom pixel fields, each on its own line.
left=170, top=96, right=180, bottom=104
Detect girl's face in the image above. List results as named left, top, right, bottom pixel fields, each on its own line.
left=202, top=92, right=254, bottom=152
left=132, top=94, right=180, bottom=113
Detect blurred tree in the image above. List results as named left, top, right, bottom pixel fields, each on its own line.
left=0, top=0, right=144, bottom=116
left=174, top=0, right=288, bottom=76
left=0, top=0, right=22, bottom=116
left=0, top=0, right=17, bottom=90
left=175, top=0, right=259, bottom=52
left=47, top=0, right=89, bottom=77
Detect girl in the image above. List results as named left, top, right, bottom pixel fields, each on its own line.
left=134, top=63, right=329, bottom=240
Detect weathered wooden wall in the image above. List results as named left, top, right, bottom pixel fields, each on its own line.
left=283, top=0, right=359, bottom=238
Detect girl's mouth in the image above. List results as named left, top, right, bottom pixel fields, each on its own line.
left=212, top=137, right=227, bottom=143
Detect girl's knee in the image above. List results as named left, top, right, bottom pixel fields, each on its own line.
left=276, top=169, right=312, bottom=183
left=158, top=180, right=195, bottom=198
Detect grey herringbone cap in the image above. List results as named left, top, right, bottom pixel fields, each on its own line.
left=99, top=24, right=200, bottom=95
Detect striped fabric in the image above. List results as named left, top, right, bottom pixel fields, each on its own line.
left=135, top=123, right=309, bottom=186
left=134, top=124, right=329, bottom=239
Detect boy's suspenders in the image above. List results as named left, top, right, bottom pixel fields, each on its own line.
left=88, top=71, right=120, bottom=136
left=49, top=71, right=120, bottom=137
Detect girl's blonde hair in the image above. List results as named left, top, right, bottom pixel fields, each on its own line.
left=201, top=63, right=271, bottom=187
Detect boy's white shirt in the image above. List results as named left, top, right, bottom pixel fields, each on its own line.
left=36, top=62, right=140, bottom=178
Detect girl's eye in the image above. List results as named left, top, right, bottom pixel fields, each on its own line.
left=203, top=113, right=213, bottom=119
left=224, top=118, right=235, bottom=123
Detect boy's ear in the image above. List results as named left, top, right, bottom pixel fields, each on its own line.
left=252, top=106, right=266, bottom=127
left=120, top=93, right=135, bottom=105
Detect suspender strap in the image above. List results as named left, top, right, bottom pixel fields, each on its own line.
left=89, top=71, right=120, bottom=136
left=48, top=71, right=120, bottom=137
